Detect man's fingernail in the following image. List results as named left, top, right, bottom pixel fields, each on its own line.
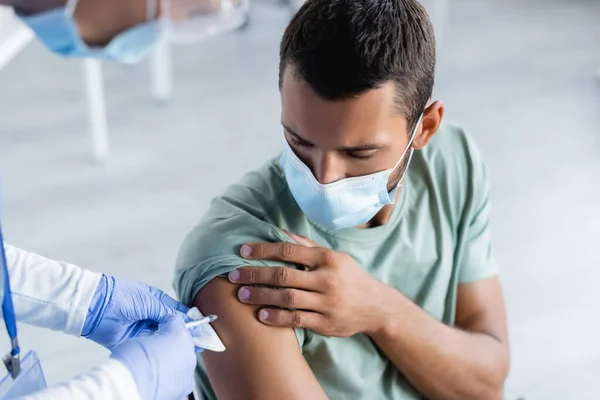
left=239, top=287, right=251, bottom=301
left=240, top=245, right=252, bottom=257
left=228, top=270, right=240, bottom=282
left=259, top=309, right=270, bottom=321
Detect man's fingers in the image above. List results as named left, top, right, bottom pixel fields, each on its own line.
left=283, top=230, right=319, bottom=248
left=240, top=242, right=328, bottom=268
left=236, top=286, right=324, bottom=311
left=257, top=308, right=326, bottom=330
left=229, top=266, right=319, bottom=290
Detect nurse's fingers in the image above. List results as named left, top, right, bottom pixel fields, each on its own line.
left=149, top=287, right=190, bottom=314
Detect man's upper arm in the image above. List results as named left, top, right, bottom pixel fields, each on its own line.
left=195, top=277, right=328, bottom=400
left=456, top=135, right=498, bottom=284
left=455, top=277, right=508, bottom=346
left=454, top=131, right=508, bottom=356
left=455, top=278, right=510, bottom=392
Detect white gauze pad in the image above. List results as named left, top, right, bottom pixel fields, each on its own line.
left=187, top=307, right=226, bottom=352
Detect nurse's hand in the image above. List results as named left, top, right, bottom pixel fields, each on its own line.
left=111, top=315, right=199, bottom=400
left=82, top=275, right=192, bottom=350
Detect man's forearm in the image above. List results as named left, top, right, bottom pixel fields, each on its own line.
left=368, top=284, right=509, bottom=400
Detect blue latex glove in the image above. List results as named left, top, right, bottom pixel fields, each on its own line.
left=82, top=275, right=192, bottom=350
left=111, top=314, right=198, bottom=400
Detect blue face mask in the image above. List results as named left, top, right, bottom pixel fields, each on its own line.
left=18, top=0, right=161, bottom=64
left=280, top=115, right=423, bottom=230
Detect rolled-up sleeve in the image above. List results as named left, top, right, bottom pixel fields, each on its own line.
left=456, top=140, right=498, bottom=284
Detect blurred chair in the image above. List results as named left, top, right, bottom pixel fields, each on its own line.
left=0, top=8, right=109, bottom=163
left=93, top=0, right=252, bottom=162
left=151, top=0, right=251, bottom=106
left=1, top=1, right=247, bottom=164
left=150, top=37, right=173, bottom=104
left=83, top=59, right=109, bottom=162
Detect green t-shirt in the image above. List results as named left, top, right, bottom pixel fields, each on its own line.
left=173, top=123, right=497, bottom=400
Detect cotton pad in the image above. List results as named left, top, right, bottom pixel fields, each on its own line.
left=187, top=307, right=226, bottom=352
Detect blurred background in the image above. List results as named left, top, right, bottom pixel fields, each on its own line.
left=1, top=0, right=599, bottom=398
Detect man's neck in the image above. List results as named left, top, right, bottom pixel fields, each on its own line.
left=356, top=188, right=403, bottom=229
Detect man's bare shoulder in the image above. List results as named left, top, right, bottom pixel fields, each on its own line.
left=194, top=277, right=327, bottom=400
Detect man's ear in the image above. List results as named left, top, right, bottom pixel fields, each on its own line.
left=413, top=100, right=444, bottom=150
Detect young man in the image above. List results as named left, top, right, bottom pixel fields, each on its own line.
left=174, top=0, right=510, bottom=399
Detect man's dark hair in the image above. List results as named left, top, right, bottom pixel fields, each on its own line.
left=279, top=0, right=436, bottom=131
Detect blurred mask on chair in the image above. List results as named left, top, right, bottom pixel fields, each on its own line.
left=18, top=0, right=250, bottom=64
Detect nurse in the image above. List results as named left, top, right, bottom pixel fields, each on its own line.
left=0, top=0, right=232, bottom=398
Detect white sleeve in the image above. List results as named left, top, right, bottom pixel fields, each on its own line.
left=20, top=359, right=141, bottom=400
left=3, top=242, right=102, bottom=336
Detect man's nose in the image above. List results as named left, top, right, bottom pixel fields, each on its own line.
left=312, top=152, right=345, bottom=185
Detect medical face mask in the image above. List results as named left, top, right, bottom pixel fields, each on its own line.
left=280, top=115, right=423, bottom=230
left=18, top=0, right=161, bottom=64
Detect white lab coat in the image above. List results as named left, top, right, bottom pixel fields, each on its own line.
left=3, top=243, right=141, bottom=400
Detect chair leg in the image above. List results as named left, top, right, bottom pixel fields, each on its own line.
left=150, top=38, right=173, bottom=103
left=83, top=59, right=109, bottom=163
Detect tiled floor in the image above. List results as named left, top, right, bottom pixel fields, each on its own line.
left=0, top=0, right=599, bottom=398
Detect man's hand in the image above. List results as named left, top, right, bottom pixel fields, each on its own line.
left=228, top=231, right=387, bottom=337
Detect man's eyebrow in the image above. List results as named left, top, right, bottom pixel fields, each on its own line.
left=281, top=123, right=385, bottom=152
left=282, top=124, right=312, bottom=144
